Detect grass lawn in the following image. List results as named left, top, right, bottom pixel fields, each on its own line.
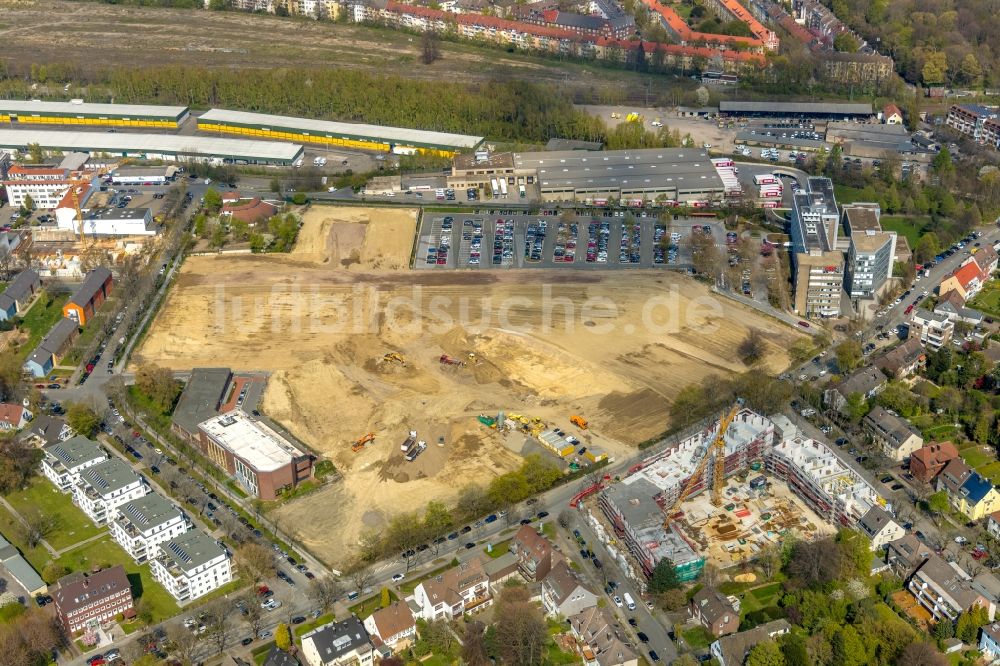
left=880, top=216, right=929, bottom=248
left=347, top=589, right=398, bottom=618
left=55, top=536, right=179, bottom=623
left=740, top=582, right=782, bottom=614
left=0, top=500, right=55, bottom=573
left=16, top=293, right=70, bottom=361
left=924, top=424, right=962, bottom=440
left=682, top=625, right=714, bottom=650
left=833, top=184, right=868, bottom=205
left=546, top=641, right=581, bottom=665
left=484, top=539, right=510, bottom=559
left=417, top=655, right=455, bottom=666
left=4, top=477, right=104, bottom=551
left=959, top=445, right=992, bottom=469
left=979, top=461, right=1000, bottom=485
left=294, top=612, right=334, bottom=638
left=969, top=281, right=1000, bottom=318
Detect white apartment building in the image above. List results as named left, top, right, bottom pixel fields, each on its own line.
left=150, top=529, right=232, bottom=602
left=111, top=493, right=190, bottom=563
left=909, top=308, right=954, bottom=351
left=40, top=435, right=107, bottom=492
left=73, top=458, right=150, bottom=526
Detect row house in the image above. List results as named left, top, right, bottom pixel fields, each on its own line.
left=73, top=458, right=150, bottom=526
left=110, top=493, right=190, bottom=563
left=149, top=528, right=232, bottom=603
left=0, top=269, right=41, bottom=322
left=412, top=557, right=491, bottom=620
left=40, top=435, right=107, bottom=492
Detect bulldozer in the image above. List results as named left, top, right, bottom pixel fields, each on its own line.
left=352, top=432, right=375, bottom=452
left=570, top=415, right=588, bottom=430
left=380, top=352, right=406, bottom=366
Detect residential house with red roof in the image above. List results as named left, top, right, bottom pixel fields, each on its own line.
left=883, top=103, right=903, bottom=125
left=910, top=442, right=959, bottom=484
left=0, top=403, right=31, bottom=430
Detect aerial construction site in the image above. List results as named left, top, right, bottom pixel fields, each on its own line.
left=134, top=206, right=805, bottom=565
left=597, top=409, right=861, bottom=580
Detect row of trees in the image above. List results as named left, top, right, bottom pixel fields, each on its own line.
left=355, top=453, right=567, bottom=565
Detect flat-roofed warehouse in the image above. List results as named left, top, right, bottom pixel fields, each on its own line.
left=720, top=101, right=874, bottom=120
left=197, top=109, right=484, bottom=158
left=0, top=130, right=303, bottom=166
left=0, top=100, right=189, bottom=128
left=513, top=148, right=727, bottom=203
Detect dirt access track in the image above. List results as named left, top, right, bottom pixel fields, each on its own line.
left=135, top=205, right=802, bottom=566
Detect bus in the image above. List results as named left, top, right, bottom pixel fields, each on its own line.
left=499, top=179, right=508, bottom=197
left=490, top=179, right=499, bottom=196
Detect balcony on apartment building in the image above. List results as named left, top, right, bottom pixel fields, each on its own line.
left=464, top=592, right=492, bottom=613
left=909, top=581, right=959, bottom=620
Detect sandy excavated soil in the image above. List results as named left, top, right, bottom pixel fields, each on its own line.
left=135, top=206, right=801, bottom=565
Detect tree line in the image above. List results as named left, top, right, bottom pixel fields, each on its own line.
left=353, top=453, right=575, bottom=565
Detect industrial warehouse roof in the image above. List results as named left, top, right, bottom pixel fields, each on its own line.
left=720, top=101, right=874, bottom=116
left=198, top=108, right=484, bottom=151
left=513, top=148, right=724, bottom=191
left=0, top=100, right=188, bottom=121
left=0, top=130, right=303, bottom=162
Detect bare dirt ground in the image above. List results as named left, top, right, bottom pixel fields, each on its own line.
left=135, top=206, right=802, bottom=566
left=0, top=1, right=651, bottom=89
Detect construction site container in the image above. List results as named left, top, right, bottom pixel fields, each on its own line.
left=585, top=448, right=607, bottom=463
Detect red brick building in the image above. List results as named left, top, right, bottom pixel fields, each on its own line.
left=910, top=442, right=959, bottom=484
left=52, top=566, right=133, bottom=634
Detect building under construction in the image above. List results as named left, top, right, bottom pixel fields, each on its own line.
left=766, top=435, right=881, bottom=526
left=599, top=408, right=774, bottom=580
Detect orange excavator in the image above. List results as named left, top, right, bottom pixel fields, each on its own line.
left=352, top=432, right=375, bottom=453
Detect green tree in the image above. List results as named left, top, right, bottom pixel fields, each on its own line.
left=202, top=187, right=222, bottom=212
left=835, top=340, right=863, bottom=373
left=27, top=143, right=43, bottom=164
left=487, top=473, right=529, bottom=508
left=249, top=233, right=267, bottom=253
left=274, top=622, right=291, bottom=650
left=519, top=454, right=562, bottom=493
left=21, top=194, right=35, bottom=213
left=210, top=223, right=227, bottom=249
left=292, top=192, right=307, bottom=205
left=921, top=51, right=948, bottom=85
left=932, top=618, right=954, bottom=641
left=193, top=213, right=208, bottom=238
left=780, top=633, right=810, bottom=666
left=66, top=403, right=99, bottom=437
left=830, top=625, right=866, bottom=666
left=928, top=491, right=950, bottom=516
left=956, top=605, right=989, bottom=643
left=959, top=53, right=982, bottom=85
left=833, top=33, right=859, bottom=52
left=423, top=501, right=453, bottom=538
left=648, top=559, right=679, bottom=594
left=845, top=392, right=869, bottom=423
left=932, top=148, right=955, bottom=180
left=913, top=232, right=940, bottom=263
left=746, top=640, right=786, bottom=666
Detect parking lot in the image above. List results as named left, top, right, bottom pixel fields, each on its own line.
left=415, top=211, right=728, bottom=270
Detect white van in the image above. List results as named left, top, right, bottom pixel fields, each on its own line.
left=623, top=592, right=636, bottom=611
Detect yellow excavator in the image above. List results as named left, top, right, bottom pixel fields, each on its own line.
left=662, top=403, right=742, bottom=529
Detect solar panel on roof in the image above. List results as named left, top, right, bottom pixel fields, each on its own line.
left=169, top=542, right=192, bottom=563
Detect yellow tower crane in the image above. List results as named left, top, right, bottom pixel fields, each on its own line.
left=662, top=402, right=742, bottom=530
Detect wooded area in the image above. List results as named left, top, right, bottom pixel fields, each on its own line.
left=824, top=0, right=999, bottom=87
